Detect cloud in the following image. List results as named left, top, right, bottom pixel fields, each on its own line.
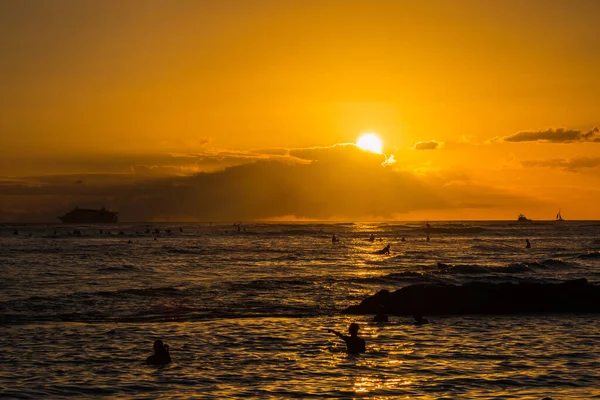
left=504, top=127, right=600, bottom=143
left=521, top=156, right=600, bottom=172
left=0, top=144, right=535, bottom=222
left=413, top=140, right=444, bottom=150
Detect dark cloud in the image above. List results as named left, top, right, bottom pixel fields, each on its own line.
left=249, top=148, right=290, bottom=156
left=521, top=157, right=600, bottom=172
left=0, top=145, right=531, bottom=222
left=413, top=140, right=443, bottom=150
left=504, top=127, right=600, bottom=143
left=290, top=143, right=385, bottom=163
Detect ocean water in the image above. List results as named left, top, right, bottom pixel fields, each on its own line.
left=1, top=221, right=599, bottom=398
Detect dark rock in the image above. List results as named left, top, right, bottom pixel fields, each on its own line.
left=343, top=279, right=600, bottom=315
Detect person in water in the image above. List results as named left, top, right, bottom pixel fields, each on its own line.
left=328, top=323, right=366, bottom=354
left=146, top=340, right=171, bottom=365
left=368, top=234, right=375, bottom=242
left=413, top=314, right=429, bottom=325
left=525, top=239, right=531, bottom=248
left=376, top=244, right=390, bottom=254
left=401, top=236, right=406, bottom=242
left=332, top=234, right=339, bottom=243
left=373, top=305, right=389, bottom=322
left=426, top=235, right=431, bottom=242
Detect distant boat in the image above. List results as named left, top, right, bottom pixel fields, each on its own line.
left=556, top=209, right=564, bottom=221
left=58, top=207, right=118, bottom=223
left=517, top=214, right=531, bottom=222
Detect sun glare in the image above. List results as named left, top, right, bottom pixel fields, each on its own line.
left=356, top=134, right=383, bottom=154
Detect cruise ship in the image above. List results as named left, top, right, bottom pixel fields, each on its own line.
left=58, top=207, right=118, bottom=223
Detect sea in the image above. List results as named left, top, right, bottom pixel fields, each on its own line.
left=1, top=221, right=599, bottom=399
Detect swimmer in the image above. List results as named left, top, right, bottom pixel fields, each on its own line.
left=375, top=244, right=390, bottom=254
left=525, top=239, right=531, bottom=248
left=332, top=234, right=340, bottom=243
left=413, top=314, right=429, bottom=325
left=426, top=235, right=431, bottom=242
left=368, top=234, right=375, bottom=242
left=401, top=236, right=406, bottom=242
left=146, top=339, right=171, bottom=365
left=327, top=323, right=366, bottom=354
left=373, top=305, right=389, bottom=323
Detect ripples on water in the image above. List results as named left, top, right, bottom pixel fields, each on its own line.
left=1, top=221, right=600, bottom=398
left=2, top=317, right=599, bottom=398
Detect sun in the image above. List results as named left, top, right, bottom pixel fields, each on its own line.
left=356, top=133, right=383, bottom=154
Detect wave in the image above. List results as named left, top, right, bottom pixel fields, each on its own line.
left=162, top=247, right=212, bottom=255
left=470, top=243, right=520, bottom=252
left=0, top=283, right=327, bottom=324
left=353, top=271, right=440, bottom=286
left=578, top=251, right=600, bottom=259
left=228, top=278, right=316, bottom=291
left=3, top=286, right=181, bottom=307
left=97, top=264, right=139, bottom=273
left=436, top=262, right=540, bottom=275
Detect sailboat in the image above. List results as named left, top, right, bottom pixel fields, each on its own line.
left=556, top=209, right=564, bottom=222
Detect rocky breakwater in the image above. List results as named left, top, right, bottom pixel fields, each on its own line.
left=344, top=279, right=600, bottom=315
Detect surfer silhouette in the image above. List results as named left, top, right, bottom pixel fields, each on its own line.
left=146, top=340, right=171, bottom=365
left=375, top=244, right=390, bottom=254
left=328, top=323, right=366, bottom=354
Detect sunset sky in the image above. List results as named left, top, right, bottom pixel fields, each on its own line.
left=1, top=0, right=599, bottom=221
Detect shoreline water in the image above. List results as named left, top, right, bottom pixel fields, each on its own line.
left=2, top=315, right=599, bottom=398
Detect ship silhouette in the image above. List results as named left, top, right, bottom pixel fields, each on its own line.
left=517, top=213, right=531, bottom=222
left=58, top=207, right=118, bottom=223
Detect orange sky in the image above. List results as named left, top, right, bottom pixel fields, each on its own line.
left=1, top=0, right=600, bottom=221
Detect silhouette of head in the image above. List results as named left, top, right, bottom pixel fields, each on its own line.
left=348, top=323, right=360, bottom=336
left=153, top=340, right=167, bottom=354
